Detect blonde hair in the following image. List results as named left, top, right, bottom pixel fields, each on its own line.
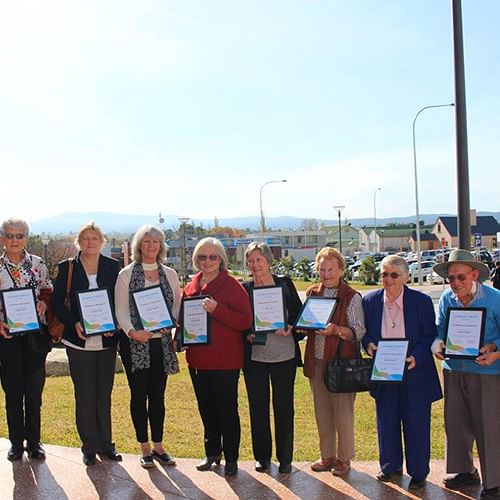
left=244, top=241, right=273, bottom=265
left=315, top=247, right=346, bottom=272
left=192, top=237, right=228, bottom=271
left=74, top=221, right=106, bottom=250
left=130, top=225, right=168, bottom=263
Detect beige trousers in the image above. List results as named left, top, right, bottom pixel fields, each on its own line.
left=309, top=359, right=356, bottom=461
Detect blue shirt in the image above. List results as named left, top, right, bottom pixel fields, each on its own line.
left=436, top=283, right=500, bottom=375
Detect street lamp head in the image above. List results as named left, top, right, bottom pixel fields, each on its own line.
left=333, top=205, right=345, bottom=212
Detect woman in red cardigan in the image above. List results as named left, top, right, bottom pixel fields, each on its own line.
left=182, top=237, right=252, bottom=476
left=303, top=247, right=366, bottom=476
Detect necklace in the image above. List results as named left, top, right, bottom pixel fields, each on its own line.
left=386, top=303, right=398, bottom=328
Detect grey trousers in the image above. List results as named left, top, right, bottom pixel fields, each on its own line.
left=66, top=346, right=117, bottom=455
left=444, top=370, right=500, bottom=489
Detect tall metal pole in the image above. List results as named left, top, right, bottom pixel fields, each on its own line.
left=178, top=217, right=189, bottom=287
left=259, top=179, right=287, bottom=233
left=452, top=0, right=471, bottom=250
left=373, top=188, right=381, bottom=252
left=412, top=103, right=454, bottom=285
left=333, top=206, right=345, bottom=254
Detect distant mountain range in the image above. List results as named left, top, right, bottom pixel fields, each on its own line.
left=28, top=211, right=500, bottom=235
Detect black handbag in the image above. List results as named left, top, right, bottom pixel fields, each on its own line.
left=324, top=340, right=374, bottom=393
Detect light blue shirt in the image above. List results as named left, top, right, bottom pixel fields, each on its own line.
left=436, top=283, right=500, bottom=375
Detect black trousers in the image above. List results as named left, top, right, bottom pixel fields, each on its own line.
left=0, top=335, right=47, bottom=449
left=66, top=345, right=117, bottom=454
left=189, top=368, right=240, bottom=462
left=243, top=358, right=296, bottom=464
left=120, top=336, right=168, bottom=443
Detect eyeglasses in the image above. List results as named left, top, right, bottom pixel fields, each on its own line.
left=198, top=254, right=219, bottom=262
left=447, top=271, right=472, bottom=283
left=3, top=233, right=26, bottom=240
left=381, top=272, right=401, bottom=279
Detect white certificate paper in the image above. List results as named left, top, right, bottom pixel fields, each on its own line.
left=182, top=297, right=209, bottom=344
left=252, top=286, right=285, bottom=333
left=132, top=286, right=174, bottom=332
left=77, top=288, right=117, bottom=336
left=2, top=288, right=40, bottom=335
left=295, top=297, right=337, bottom=330
left=445, top=308, right=485, bottom=358
left=371, top=339, right=410, bottom=383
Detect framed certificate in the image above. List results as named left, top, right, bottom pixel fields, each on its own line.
left=444, top=307, right=486, bottom=359
left=180, top=295, right=211, bottom=346
left=76, top=288, right=117, bottom=336
left=294, top=296, right=338, bottom=330
left=251, top=285, right=286, bottom=334
left=371, top=339, right=411, bottom=383
left=131, top=286, right=175, bottom=333
left=1, top=287, right=41, bottom=335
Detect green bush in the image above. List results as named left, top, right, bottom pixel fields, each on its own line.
left=358, top=256, right=380, bottom=285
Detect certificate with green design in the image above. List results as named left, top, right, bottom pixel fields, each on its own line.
left=1, top=287, right=41, bottom=335
left=180, top=295, right=211, bottom=345
left=76, top=288, right=117, bottom=336
left=251, top=285, right=286, bottom=334
left=444, top=307, right=486, bottom=359
left=131, top=286, right=175, bottom=333
left=294, top=296, right=337, bottom=331
left=371, top=339, right=410, bottom=383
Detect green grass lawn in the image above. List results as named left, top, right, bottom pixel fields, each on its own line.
left=0, top=350, right=445, bottom=461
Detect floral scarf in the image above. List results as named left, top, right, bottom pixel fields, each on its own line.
left=128, top=262, right=179, bottom=375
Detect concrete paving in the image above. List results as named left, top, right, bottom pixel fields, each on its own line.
left=0, top=438, right=484, bottom=500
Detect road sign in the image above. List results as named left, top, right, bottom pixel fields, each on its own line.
left=474, top=233, right=482, bottom=247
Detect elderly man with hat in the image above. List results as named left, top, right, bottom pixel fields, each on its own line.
left=432, top=249, right=500, bottom=500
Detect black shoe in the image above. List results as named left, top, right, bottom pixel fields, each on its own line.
left=140, top=455, right=155, bottom=469
left=408, top=478, right=427, bottom=491
left=83, top=453, right=96, bottom=466
left=196, top=455, right=222, bottom=471
left=105, top=450, right=122, bottom=462
left=443, top=469, right=481, bottom=489
left=151, top=450, right=176, bottom=466
left=255, top=460, right=270, bottom=472
left=7, top=447, right=24, bottom=462
left=376, top=469, right=403, bottom=482
left=279, top=463, right=292, bottom=474
left=481, top=487, right=500, bottom=499
left=26, top=443, right=46, bottom=460
left=224, top=462, right=238, bottom=476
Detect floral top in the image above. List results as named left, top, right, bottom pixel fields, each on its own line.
left=0, top=250, right=52, bottom=323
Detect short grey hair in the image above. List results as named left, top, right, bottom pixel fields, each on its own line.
left=192, top=237, right=228, bottom=271
left=130, top=225, right=168, bottom=263
left=1, top=217, right=29, bottom=237
left=381, top=255, right=409, bottom=277
left=74, top=221, right=106, bottom=250
left=244, top=241, right=273, bottom=266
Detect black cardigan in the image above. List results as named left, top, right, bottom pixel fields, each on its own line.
left=242, top=274, right=304, bottom=367
left=52, top=253, right=120, bottom=348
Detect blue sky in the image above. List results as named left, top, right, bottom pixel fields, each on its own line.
left=0, top=1, right=498, bottom=225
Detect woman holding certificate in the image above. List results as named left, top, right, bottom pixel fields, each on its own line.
left=243, top=242, right=303, bottom=474
left=53, top=222, right=121, bottom=466
left=303, top=247, right=365, bottom=476
left=362, top=255, right=442, bottom=492
left=115, top=225, right=181, bottom=469
left=0, top=217, right=52, bottom=461
left=183, top=237, right=252, bottom=476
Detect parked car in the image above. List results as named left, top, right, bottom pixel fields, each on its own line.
left=408, top=260, right=435, bottom=283
left=425, top=270, right=446, bottom=285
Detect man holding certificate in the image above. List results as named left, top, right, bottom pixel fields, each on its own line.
left=432, top=249, right=500, bottom=499
left=363, top=255, right=442, bottom=492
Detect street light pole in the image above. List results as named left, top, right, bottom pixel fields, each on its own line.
left=259, top=179, right=287, bottom=233
left=333, top=206, right=345, bottom=254
left=373, top=187, right=381, bottom=252
left=412, top=103, right=454, bottom=285
left=178, top=217, right=190, bottom=287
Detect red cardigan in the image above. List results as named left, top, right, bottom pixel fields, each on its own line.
left=184, top=269, right=252, bottom=370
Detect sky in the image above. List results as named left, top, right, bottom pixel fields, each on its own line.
left=0, top=0, right=498, bottom=226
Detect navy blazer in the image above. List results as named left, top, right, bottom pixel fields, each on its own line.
left=362, top=286, right=442, bottom=406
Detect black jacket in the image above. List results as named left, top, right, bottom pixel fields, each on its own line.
left=52, top=253, right=120, bottom=348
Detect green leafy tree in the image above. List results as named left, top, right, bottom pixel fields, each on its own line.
left=295, top=257, right=312, bottom=281
left=358, top=256, right=380, bottom=285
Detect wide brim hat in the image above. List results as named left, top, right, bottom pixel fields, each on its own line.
left=433, top=249, right=490, bottom=282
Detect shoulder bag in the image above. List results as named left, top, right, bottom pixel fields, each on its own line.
left=48, top=259, right=74, bottom=340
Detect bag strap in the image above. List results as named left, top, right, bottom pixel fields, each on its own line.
left=65, top=259, right=74, bottom=300
left=335, top=338, right=363, bottom=360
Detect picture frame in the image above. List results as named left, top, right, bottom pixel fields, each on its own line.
left=76, top=288, right=117, bottom=336
left=294, top=296, right=338, bottom=331
left=131, top=285, right=175, bottom=333
left=371, top=338, right=411, bottom=383
left=444, top=307, right=486, bottom=359
left=1, top=287, right=41, bottom=335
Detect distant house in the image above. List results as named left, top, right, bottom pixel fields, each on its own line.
left=409, top=229, right=440, bottom=251
left=432, top=214, right=500, bottom=248
left=374, top=227, right=414, bottom=253
left=324, top=225, right=359, bottom=256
